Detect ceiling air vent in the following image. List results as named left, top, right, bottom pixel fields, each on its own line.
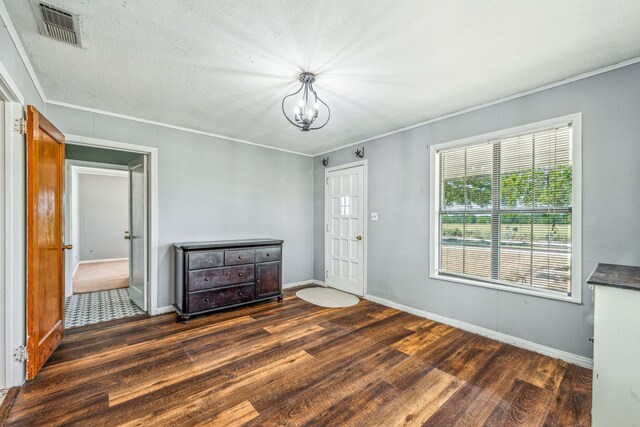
left=30, top=1, right=82, bottom=47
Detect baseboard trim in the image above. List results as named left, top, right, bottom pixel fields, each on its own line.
left=156, top=305, right=176, bottom=315
left=78, top=257, right=128, bottom=264
left=283, top=279, right=326, bottom=289
left=365, top=294, right=593, bottom=369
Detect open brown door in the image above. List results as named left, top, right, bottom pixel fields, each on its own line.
left=26, top=105, right=66, bottom=380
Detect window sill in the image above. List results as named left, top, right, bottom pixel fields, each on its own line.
left=429, top=273, right=582, bottom=304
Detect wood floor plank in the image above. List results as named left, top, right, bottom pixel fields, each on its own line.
left=392, top=322, right=455, bottom=355
left=107, top=323, right=323, bottom=406
left=543, top=364, right=592, bottom=426
left=193, top=400, right=259, bottom=427
left=303, top=378, right=400, bottom=427
left=5, top=287, right=592, bottom=426
left=437, top=335, right=503, bottom=381
left=483, top=379, right=554, bottom=426
left=424, top=345, right=533, bottom=426
left=370, top=368, right=464, bottom=426
left=518, top=353, right=568, bottom=394
left=72, top=325, right=351, bottom=425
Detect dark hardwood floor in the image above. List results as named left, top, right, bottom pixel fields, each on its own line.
left=6, top=287, right=592, bottom=426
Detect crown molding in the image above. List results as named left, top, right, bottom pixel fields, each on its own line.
left=313, top=56, right=640, bottom=157
left=0, top=0, right=47, bottom=103
left=46, top=99, right=313, bottom=157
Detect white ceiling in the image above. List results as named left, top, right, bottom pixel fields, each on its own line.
left=5, top=1, right=640, bottom=155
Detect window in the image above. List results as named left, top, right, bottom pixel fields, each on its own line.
left=430, top=116, right=581, bottom=302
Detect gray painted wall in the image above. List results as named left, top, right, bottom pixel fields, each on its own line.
left=45, top=103, right=315, bottom=308
left=0, top=23, right=45, bottom=387
left=66, top=144, right=141, bottom=165
left=0, top=26, right=44, bottom=110
left=314, top=62, right=640, bottom=359
left=79, top=173, right=129, bottom=261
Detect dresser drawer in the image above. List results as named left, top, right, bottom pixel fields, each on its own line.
left=188, top=250, right=223, bottom=270
left=255, top=246, right=281, bottom=263
left=187, top=265, right=255, bottom=291
left=189, top=284, right=254, bottom=312
left=225, top=249, right=255, bottom=265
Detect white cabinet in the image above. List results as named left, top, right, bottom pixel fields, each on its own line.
left=589, top=264, right=640, bottom=427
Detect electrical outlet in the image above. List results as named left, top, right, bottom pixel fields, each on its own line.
left=370, top=212, right=378, bottom=221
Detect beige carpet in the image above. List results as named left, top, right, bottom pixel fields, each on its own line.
left=73, top=260, right=129, bottom=294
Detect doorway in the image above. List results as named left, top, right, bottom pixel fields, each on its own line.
left=64, top=144, right=149, bottom=328
left=324, top=161, right=368, bottom=296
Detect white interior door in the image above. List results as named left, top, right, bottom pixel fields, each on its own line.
left=128, top=155, right=148, bottom=311
left=325, top=163, right=365, bottom=296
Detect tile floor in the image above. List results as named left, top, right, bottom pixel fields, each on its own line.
left=65, top=288, right=146, bottom=328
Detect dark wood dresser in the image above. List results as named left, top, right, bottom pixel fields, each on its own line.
left=173, top=239, right=283, bottom=323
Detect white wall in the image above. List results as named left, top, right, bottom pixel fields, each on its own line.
left=78, top=173, right=129, bottom=261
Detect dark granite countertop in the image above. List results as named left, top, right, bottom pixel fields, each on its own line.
left=586, top=263, right=640, bottom=291
left=173, top=238, right=283, bottom=250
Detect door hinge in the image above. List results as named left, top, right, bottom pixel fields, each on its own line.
left=326, top=177, right=329, bottom=185
left=13, top=345, right=28, bottom=363
left=326, top=270, right=329, bottom=278
left=326, top=224, right=329, bottom=232
left=14, top=117, right=27, bottom=135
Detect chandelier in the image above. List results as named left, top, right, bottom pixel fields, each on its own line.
left=281, top=72, right=330, bottom=131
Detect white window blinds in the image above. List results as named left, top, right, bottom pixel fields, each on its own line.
left=437, top=124, right=573, bottom=295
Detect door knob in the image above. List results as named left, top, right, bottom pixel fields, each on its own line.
left=124, top=235, right=131, bottom=240
left=356, top=235, right=363, bottom=240
left=62, top=244, right=72, bottom=250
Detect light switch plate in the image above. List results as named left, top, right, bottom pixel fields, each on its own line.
left=370, top=212, right=378, bottom=221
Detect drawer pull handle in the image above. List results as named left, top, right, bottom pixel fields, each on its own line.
left=266, top=253, right=270, bottom=256
left=238, top=256, right=244, bottom=259
left=238, top=272, right=244, bottom=277
left=238, top=291, right=243, bottom=296
left=204, top=278, right=209, bottom=281
left=204, top=298, right=210, bottom=303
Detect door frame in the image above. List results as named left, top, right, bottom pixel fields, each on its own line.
left=324, top=160, right=368, bottom=297
left=64, top=134, right=159, bottom=315
left=64, top=161, right=129, bottom=299
left=0, top=59, right=26, bottom=388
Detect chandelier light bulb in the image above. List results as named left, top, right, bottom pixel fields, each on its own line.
left=282, top=72, right=331, bottom=131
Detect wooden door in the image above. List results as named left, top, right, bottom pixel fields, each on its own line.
left=256, top=262, right=281, bottom=298
left=26, top=105, right=66, bottom=380
left=325, top=164, right=365, bottom=296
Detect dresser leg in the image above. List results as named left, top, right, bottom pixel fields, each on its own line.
left=277, top=295, right=283, bottom=302
left=179, top=314, right=191, bottom=324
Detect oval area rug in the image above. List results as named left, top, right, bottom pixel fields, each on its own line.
left=296, top=287, right=360, bottom=308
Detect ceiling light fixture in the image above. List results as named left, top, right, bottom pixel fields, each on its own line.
left=282, top=72, right=330, bottom=131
